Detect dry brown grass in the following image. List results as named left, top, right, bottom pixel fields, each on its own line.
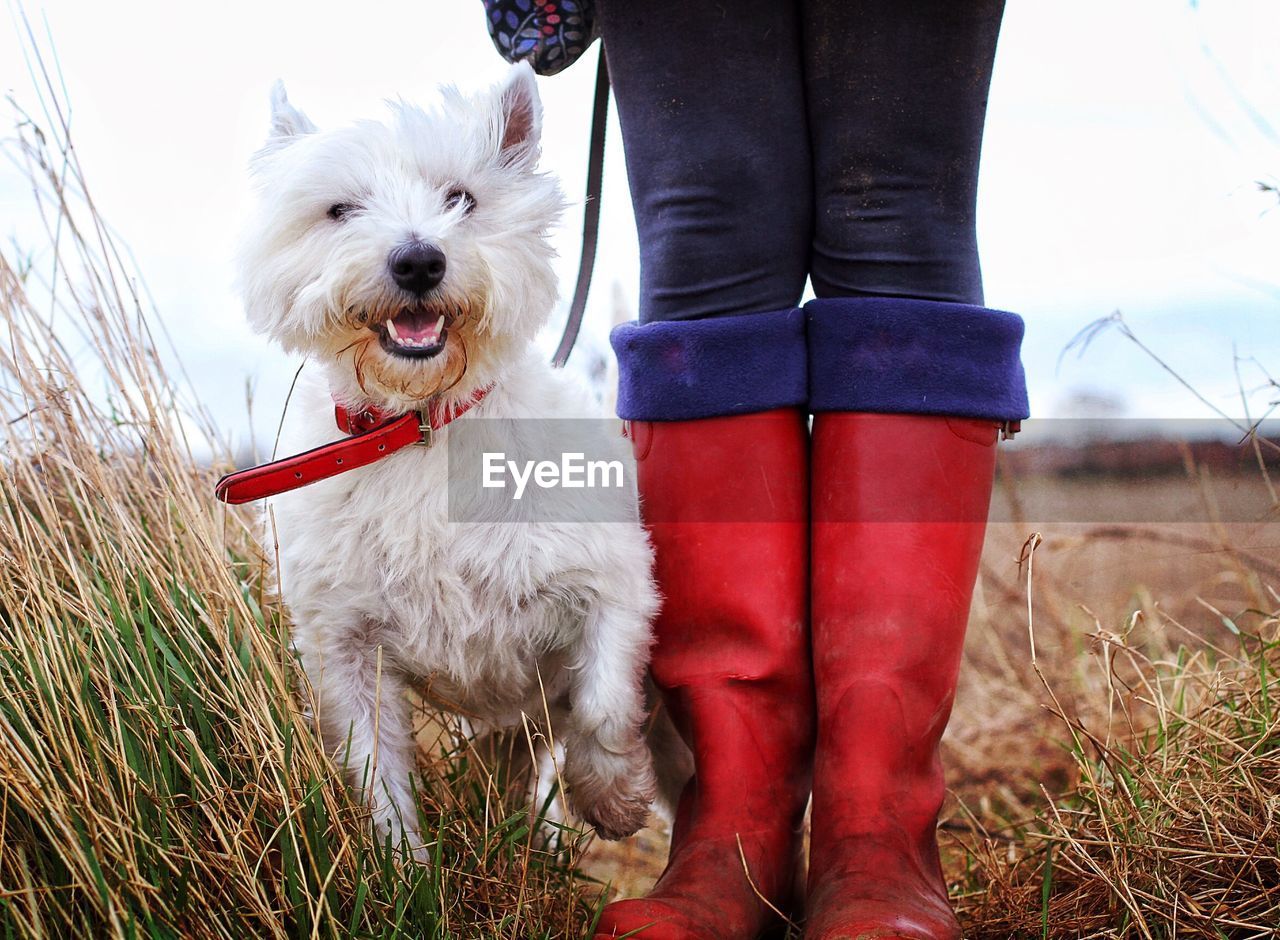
left=948, top=479, right=1280, bottom=939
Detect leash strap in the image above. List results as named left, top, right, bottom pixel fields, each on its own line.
left=551, top=46, right=609, bottom=369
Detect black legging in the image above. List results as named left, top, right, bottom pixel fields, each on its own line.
left=596, top=0, right=1005, bottom=323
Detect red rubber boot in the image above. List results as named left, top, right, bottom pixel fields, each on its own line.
left=594, top=409, right=814, bottom=940
left=805, top=412, right=1000, bottom=940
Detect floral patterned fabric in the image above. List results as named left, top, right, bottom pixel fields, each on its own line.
left=482, top=0, right=598, bottom=75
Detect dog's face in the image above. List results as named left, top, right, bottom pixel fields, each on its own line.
left=238, top=63, right=563, bottom=407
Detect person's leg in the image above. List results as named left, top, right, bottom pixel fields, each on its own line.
left=806, top=413, right=1004, bottom=940
left=803, top=0, right=1005, bottom=305
left=595, top=411, right=812, bottom=940
left=798, top=3, right=1025, bottom=937
left=595, top=2, right=816, bottom=937
left=600, top=0, right=812, bottom=323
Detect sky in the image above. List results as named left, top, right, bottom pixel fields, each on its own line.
left=1, top=0, right=1278, bottom=450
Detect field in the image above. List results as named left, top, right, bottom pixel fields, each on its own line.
left=584, top=474, right=1280, bottom=938
left=2, top=71, right=1278, bottom=940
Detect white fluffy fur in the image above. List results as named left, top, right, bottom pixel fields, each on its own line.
left=237, top=64, right=664, bottom=851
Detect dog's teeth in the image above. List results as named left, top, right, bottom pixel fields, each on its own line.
left=386, top=321, right=400, bottom=341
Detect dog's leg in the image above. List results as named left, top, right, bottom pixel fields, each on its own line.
left=299, top=616, right=424, bottom=857
left=562, top=598, right=657, bottom=840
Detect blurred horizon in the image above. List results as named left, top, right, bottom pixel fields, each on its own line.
left=1, top=0, right=1277, bottom=452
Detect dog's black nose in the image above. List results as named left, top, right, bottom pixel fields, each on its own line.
left=388, top=242, right=446, bottom=295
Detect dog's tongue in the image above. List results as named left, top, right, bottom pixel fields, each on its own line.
left=387, top=308, right=446, bottom=347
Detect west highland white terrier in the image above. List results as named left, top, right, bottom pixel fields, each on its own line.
left=235, top=63, right=667, bottom=852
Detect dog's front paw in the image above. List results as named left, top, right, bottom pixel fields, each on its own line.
left=566, top=740, right=657, bottom=841
left=579, top=784, right=653, bottom=841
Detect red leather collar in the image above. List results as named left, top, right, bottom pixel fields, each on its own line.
left=214, top=386, right=492, bottom=504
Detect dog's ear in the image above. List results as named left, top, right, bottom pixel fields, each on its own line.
left=264, top=80, right=318, bottom=150
left=497, top=62, right=542, bottom=167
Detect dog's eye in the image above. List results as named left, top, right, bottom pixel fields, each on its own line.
left=327, top=203, right=359, bottom=221
left=443, top=188, right=475, bottom=215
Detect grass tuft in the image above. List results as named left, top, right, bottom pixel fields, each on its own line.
left=952, top=531, right=1280, bottom=938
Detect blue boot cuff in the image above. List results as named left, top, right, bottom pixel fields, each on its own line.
left=805, top=297, right=1030, bottom=421
left=611, top=308, right=808, bottom=420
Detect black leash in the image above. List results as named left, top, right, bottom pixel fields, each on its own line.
left=551, top=46, right=609, bottom=369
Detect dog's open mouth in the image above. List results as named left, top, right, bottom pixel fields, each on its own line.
left=374, top=307, right=452, bottom=359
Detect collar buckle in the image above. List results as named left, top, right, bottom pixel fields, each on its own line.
left=417, top=410, right=434, bottom=447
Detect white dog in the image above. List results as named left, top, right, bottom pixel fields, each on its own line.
left=236, top=63, right=664, bottom=851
